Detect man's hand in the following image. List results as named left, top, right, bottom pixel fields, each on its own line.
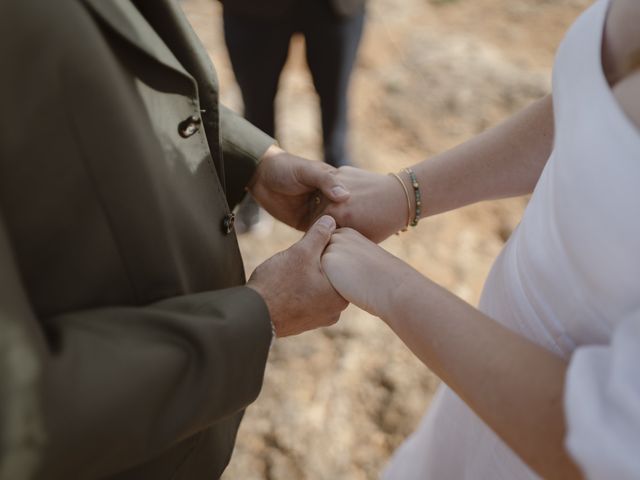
left=247, top=215, right=348, bottom=337
left=321, top=166, right=410, bottom=243
left=249, top=145, right=350, bottom=231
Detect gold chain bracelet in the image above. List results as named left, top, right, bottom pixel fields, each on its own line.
left=388, top=172, right=411, bottom=232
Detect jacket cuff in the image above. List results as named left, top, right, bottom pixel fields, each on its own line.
left=220, top=105, right=276, bottom=209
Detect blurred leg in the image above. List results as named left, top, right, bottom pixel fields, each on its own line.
left=222, top=11, right=293, bottom=136
left=301, top=1, right=365, bottom=167
left=223, top=12, right=293, bottom=233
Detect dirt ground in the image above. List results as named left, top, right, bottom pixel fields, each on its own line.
left=182, top=1, right=590, bottom=478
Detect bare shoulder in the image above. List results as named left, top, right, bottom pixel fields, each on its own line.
left=602, top=0, right=640, bottom=81
left=613, top=70, right=640, bottom=131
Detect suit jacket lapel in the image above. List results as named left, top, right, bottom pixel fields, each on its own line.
left=134, top=0, right=225, bottom=182
left=81, top=0, right=193, bottom=82
left=81, top=0, right=226, bottom=182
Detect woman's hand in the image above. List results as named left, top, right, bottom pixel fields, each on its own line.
left=321, top=167, right=411, bottom=243
left=321, top=227, right=422, bottom=320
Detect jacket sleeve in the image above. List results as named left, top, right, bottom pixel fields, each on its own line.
left=0, top=213, right=272, bottom=479
left=220, top=104, right=276, bottom=209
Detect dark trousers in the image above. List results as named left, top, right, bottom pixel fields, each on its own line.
left=223, top=1, right=365, bottom=167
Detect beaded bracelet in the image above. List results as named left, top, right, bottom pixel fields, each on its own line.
left=403, top=167, right=422, bottom=226
left=388, top=172, right=411, bottom=232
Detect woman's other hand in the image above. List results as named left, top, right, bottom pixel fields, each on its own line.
left=321, top=227, right=421, bottom=319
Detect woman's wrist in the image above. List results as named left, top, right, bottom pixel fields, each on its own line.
left=374, top=261, right=427, bottom=324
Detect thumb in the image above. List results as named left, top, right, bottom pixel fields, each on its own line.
left=299, top=215, right=336, bottom=253
left=296, top=162, right=350, bottom=202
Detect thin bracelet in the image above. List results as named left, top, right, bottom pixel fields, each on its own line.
left=403, top=167, right=422, bottom=226
left=388, top=172, right=411, bottom=232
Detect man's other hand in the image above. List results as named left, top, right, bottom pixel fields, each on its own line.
left=249, top=146, right=350, bottom=231
left=247, top=215, right=348, bottom=337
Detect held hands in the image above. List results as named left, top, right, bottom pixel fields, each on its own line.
left=248, top=150, right=419, bottom=330
left=247, top=217, right=417, bottom=334
left=250, top=147, right=411, bottom=242
left=250, top=145, right=351, bottom=231
left=247, top=216, right=348, bottom=337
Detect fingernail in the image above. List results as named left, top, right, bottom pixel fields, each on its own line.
left=331, top=185, right=349, bottom=198
left=317, top=215, right=336, bottom=230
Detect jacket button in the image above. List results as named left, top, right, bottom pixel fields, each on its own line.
left=178, top=115, right=201, bottom=138
left=222, top=213, right=235, bottom=234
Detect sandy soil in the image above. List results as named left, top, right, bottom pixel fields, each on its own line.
left=182, top=0, right=590, bottom=478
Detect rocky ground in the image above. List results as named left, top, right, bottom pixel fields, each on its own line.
left=182, top=0, right=590, bottom=478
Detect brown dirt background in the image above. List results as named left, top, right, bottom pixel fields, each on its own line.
left=182, top=1, right=590, bottom=478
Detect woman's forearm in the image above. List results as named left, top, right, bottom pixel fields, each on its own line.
left=321, top=95, right=554, bottom=241
left=383, top=271, right=581, bottom=480
left=411, top=94, right=554, bottom=218
left=381, top=94, right=575, bottom=477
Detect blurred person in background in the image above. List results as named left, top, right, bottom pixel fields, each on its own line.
left=319, top=0, right=640, bottom=478
left=0, top=0, right=351, bottom=478
left=220, top=0, right=366, bottom=232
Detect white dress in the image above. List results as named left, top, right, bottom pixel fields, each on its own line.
left=383, top=0, right=640, bottom=478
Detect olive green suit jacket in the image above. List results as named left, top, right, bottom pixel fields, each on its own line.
left=0, top=0, right=275, bottom=478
